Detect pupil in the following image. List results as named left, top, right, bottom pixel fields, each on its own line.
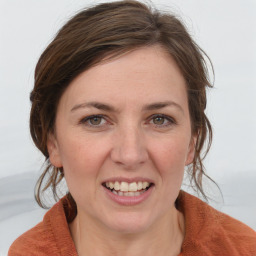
left=90, top=117, right=101, bottom=125
left=154, top=117, right=164, bottom=125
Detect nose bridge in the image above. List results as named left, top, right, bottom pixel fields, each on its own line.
left=111, top=122, right=148, bottom=169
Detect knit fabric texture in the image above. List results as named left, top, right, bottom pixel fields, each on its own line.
left=8, top=191, right=256, bottom=256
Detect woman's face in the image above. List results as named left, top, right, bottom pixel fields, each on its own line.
left=48, top=46, right=195, bottom=234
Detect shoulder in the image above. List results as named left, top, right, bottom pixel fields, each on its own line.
left=8, top=219, right=58, bottom=256
left=212, top=208, right=256, bottom=255
left=8, top=197, right=77, bottom=256
left=179, top=191, right=256, bottom=255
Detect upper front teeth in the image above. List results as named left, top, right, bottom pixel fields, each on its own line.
left=105, top=181, right=150, bottom=192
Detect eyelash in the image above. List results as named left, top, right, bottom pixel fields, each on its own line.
left=79, top=114, right=176, bottom=128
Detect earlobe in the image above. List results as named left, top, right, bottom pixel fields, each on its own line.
left=185, top=135, right=197, bottom=166
left=47, top=133, right=62, bottom=168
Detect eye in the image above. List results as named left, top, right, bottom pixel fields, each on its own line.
left=89, top=116, right=104, bottom=125
left=79, top=115, right=108, bottom=127
left=152, top=116, right=165, bottom=125
left=149, top=114, right=176, bottom=128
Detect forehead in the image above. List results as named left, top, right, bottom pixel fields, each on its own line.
left=58, top=45, right=188, bottom=113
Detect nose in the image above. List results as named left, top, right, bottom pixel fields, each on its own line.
left=110, top=125, right=148, bottom=170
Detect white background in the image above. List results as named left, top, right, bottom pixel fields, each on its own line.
left=0, top=0, right=256, bottom=254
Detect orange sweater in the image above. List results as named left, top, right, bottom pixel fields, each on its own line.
left=8, top=191, right=256, bottom=256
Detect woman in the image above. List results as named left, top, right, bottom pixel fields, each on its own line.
left=9, top=1, right=256, bottom=255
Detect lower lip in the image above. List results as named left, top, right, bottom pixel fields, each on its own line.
left=103, top=185, right=154, bottom=206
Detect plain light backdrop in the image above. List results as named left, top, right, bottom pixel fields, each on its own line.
left=0, top=0, right=256, bottom=251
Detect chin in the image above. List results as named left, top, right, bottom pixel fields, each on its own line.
left=103, top=212, right=153, bottom=234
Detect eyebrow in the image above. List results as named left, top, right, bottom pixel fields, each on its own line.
left=71, top=102, right=116, bottom=112
left=70, top=101, right=184, bottom=113
left=142, top=101, right=183, bottom=113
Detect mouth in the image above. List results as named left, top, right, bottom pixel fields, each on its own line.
left=102, top=181, right=154, bottom=197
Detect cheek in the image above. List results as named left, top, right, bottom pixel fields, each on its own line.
left=150, top=136, right=189, bottom=173
left=148, top=137, right=188, bottom=206
left=57, top=135, right=109, bottom=189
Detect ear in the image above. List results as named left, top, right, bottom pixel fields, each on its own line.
left=47, top=133, right=62, bottom=168
left=185, top=135, right=197, bottom=166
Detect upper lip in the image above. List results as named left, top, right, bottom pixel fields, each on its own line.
left=102, top=177, right=155, bottom=184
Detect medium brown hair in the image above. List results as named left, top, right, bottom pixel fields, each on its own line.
left=30, top=0, right=216, bottom=208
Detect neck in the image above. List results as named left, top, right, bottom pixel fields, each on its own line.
left=69, top=207, right=185, bottom=256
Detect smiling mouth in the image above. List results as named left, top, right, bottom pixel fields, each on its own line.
left=102, top=181, right=153, bottom=197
